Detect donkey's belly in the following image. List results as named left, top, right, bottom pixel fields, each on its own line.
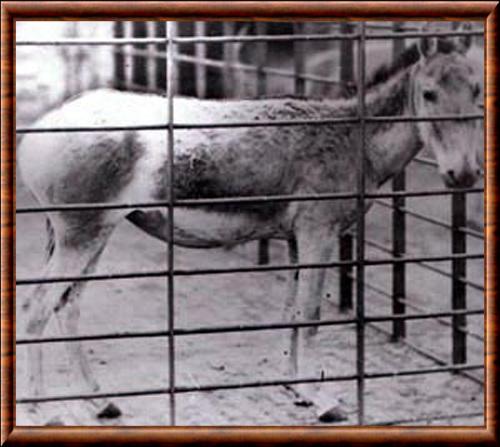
left=173, top=208, right=287, bottom=248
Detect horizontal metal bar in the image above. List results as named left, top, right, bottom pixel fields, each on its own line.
left=365, top=113, right=483, bottom=124
left=367, top=308, right=483, bottom=323
left=15, top=116, right=359, bottom=134
left=375, top=199, right=485, bottom=241
left=417, top=261, right=484, bottom=292
left=16, top=307, right=483, bottom=346
left=459, top=226, right=484, bottom=240
left=15, top=32, right=359, bottom=47
left=371, top=411, right=484, bottom=426
left=16, top=317, right=357, bottom=345
left=15, top=187, right=485, bottom=215
left=15, top=113, right=483, bottom=135
left=16, top=253, right=483, bottom=285
left=15, top=363, right=483, bottom=404
left=172, top=52, right=340, bottom=85
left=17, top=37, right=169, bottom=46
left=363, top=240, right=484, bottom=292
left=16, top=192, right=360, bottom=213
left=17, top=123, right=169, bottom=134
left=360, top=276, right=484, bottom=342
left=368, top=322, right=483, bottom=385
left=15, top=28, right=483, bottom=47
left=365, top=29, right=484, bottom=40
left=131, top=46, right=330, bottom=85
left=365, top=23, right=419, bottom=32
left=375, top=199, right=454, bottom=230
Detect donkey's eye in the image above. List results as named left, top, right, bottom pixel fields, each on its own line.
left=423, top=90, right=438, bottom=102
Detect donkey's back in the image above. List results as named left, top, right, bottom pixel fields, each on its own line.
left=18, top=89, right=330, bottom=211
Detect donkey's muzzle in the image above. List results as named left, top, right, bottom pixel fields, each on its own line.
left=443, top=169, right=479, bottom=188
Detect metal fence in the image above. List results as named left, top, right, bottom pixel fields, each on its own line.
left=15, top=21, right=485, bottom=426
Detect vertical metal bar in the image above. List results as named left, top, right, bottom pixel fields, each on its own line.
left=194, top=21, right=207, bottom=98
left=355, top=21, right=367, bottom=426
left=154, top=22, right=167, bottom=91
left=338, top=21, right=355, bottom=312
left=392, top=22, right=405, bottom=58
left=293, top=22, right=305, bottom=96
left=391, top=22, right=406, bottom=341
left=132, top=22, right=148, bottom=88
left=146, top=22, right=156, bottom=90
left=123, top=22, right=133, bottom=88
left=255, top=22, right=268, bottom=98
left=452, top=192, right=467, bottom=364
left=339, top=234, right=354, bottom=312
left=165, top=20, right=176, bottom=426
left=222, top=22, right=236, bottom=98
left=340, top=22, right=354, bottom=90
left=391, top=174, right=406, bottom=341
left=255, top=21, right=270, bottom=265
left=113, top=22, right=126, bottom=89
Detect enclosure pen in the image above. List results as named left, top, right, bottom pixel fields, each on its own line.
left=15, top=23, right=485, bottom=425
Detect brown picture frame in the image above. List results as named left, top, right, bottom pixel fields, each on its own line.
left=1, top=1, right=498, bottom=445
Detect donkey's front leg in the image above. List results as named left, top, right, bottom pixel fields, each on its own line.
left=292, top=225, right=348, bottom=422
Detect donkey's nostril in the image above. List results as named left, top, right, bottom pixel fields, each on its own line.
left=447, top=170, right=456, bottom=183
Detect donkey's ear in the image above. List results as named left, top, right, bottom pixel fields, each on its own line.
left=452, top=22, right=473, bottom=54
left=418, top=23, right=439, bottom=58
left=419, top=36, right=438, bottom=59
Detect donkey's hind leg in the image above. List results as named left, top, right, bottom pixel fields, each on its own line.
left=23, top=257, right=78, bottom=424
left=53, top=238, right=123, bottom=422
left=23, top=214, right=121, bottom=423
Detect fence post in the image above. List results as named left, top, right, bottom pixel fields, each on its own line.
left=113, top=22, right=126, bottom=89
left=154, top=22, right=167, bottom=92
left=452, top=192, right=467, bottom=364
left=338, top=22, right=355, bottom=312
left=146, top=22, right=156, bottom=91
left=293, top=22, right=305, bottom=96
left=255, top=22, right=270, bottom=265
left=132, top=22, right=148, bottom=89
left=194, top=22, right=207, bottom=98
left=391, top=22, right=407, bottom=341
left=339, top=233, right=354, bottom=312
left=222, top=22, right=236, bottom=98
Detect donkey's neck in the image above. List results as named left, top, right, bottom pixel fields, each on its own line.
left=330, top=67, right=423, bottom=186
left=364, top=68, right=424, bottom=186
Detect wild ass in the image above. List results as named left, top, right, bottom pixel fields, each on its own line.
left=19, top=29, right=483, bottom=423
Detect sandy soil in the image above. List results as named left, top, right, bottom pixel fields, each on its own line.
left=14, top=85, right=484, bottom=426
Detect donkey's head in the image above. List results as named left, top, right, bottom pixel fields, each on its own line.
left=411, top=24, right=483, bottom=187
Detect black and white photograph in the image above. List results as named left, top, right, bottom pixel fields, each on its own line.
left=15, top=20, right=485, bottom=426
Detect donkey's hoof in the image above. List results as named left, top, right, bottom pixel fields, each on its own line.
left=318, top=405, right=348, bottom=423
left=97, top=402, right=122, bottom=419
left=45, top=417, right=65, bottom=426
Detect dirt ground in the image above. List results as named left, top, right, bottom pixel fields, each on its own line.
left=15, top=162, right=485, bottom=426
left=14, top=87, right=484, bottom=426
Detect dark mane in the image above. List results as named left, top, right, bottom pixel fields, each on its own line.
left=366, top=43, right=421, bottom=90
